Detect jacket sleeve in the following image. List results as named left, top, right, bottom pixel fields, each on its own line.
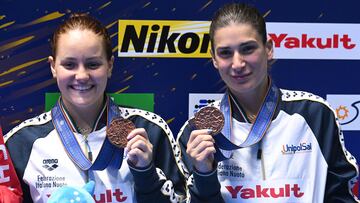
left=323, top=128, right=359, bottom=202
left=0, top=186, right=23, bottom=203
left=129, top=115, right=187, bottom=203
left=177, top=123, right=224, bottom=203
left=308, top=102, right=359, bottom=202
left=5, top=127, right=37, bottom=203
left=0, top=128, right=23, bottom=203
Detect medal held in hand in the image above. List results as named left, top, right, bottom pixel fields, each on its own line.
left=107, top=118, right=136, bottom=148
left=190, top=106, right=225, bottom=135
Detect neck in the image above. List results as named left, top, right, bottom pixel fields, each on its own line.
left=61, top=96, right=105, bottom=133
left=231, top=77, right=269, bottom=117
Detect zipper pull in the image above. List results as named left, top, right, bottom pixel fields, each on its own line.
left=84, top=139, right=93, bottom=162
left=257, top=148, right=262, bottom=160
left=88, top=151, right=93, bottom=162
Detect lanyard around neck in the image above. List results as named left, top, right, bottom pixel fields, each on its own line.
left=52, top=96, right=125, bottom=170
left=214, top=80, right=279, bottom=161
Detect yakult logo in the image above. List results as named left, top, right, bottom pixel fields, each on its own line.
left=94, top=188, right=127, bottom=203
left=269, top=33, right=355, bottom=49
left=267, top=22, right=360, bottom=59
left=225, top=184, right=304, bottom=199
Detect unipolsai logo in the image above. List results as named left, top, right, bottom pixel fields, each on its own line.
left=326, top=94, right=360, bottom=130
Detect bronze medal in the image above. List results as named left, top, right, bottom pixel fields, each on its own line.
left=107, top=118, right=136, bottom=148
left=191, top=106, right=224, bottom=135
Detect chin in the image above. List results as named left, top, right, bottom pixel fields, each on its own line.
left=71, top=98, right=95, bottom=108
left=233, top=81, right=251, bottom=86
left=230, top=83, right=257, bottom=93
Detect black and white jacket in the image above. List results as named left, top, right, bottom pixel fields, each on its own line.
left=5, top=102, right=187, bottom=203
left=177, top=88, right=359, bottom=203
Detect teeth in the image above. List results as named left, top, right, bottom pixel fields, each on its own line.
left=72, top=85, right=92, bottom=91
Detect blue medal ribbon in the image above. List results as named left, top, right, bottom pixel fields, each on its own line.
left=51, top=96, right=124, bottom=170
left=214, top=80, right=279, bottom=161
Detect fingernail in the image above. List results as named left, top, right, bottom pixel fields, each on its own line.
left=207, top=129, right=213, bottom=134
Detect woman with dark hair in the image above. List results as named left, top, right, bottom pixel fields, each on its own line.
left=5, top=13, right=186, bottom=203
left=177, top=3, right=359, bottom=203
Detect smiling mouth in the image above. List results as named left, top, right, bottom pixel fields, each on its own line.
left=70, top=85, right=94, bottom=91
left=232, top=72, right=251, bottom=79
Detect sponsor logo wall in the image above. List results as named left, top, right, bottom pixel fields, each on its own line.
left=188, top=93, right=223, bottom=118
left=118, top=20, right=360, bottom=60
left=190, top=94, right=360, bottom=131
left=327, top=95, right=360, bottom=131
left=118, top=20, right=211, bottom=58
left=267, top=23, right=359, bottom=60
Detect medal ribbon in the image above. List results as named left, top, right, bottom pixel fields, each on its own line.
left=214, top=80, right=279, bottom=161
left=52, top=96, right=124, bottom=170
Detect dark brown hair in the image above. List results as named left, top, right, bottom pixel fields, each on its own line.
left=51, top=13, right=112, bottom=60
left=209, top=3, right=267, bottom=51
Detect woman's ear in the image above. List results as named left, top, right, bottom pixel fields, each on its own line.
left=266, top=37, right=274, bottom=61
left=107, top=56, right=114, bottom=78
left=48, top=56, right=56, bottom=78
left=211, top=49, right=219, bottom=69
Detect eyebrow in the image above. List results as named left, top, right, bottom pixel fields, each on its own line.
left=216, top=40, right=258, bottom=50
left=85, top=57, right=103, bottom=61
left=60, top=56, right=103, bottom=61
left=60, top=57, right=77, bottom=61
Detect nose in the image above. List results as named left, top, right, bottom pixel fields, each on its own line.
left=75, top=65, right=90, bottom=81
left=231, top=52, right=245, bottom=69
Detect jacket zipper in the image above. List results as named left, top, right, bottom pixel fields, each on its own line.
left=257, top=148, right=266, bottom=180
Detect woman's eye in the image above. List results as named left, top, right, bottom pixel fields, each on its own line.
left=86, top=62, right=101, bottom=69
left=239, top=45, right=256, bottom=55
left=217, top=49, right=233, bottom=58
left=61, top=62, right=76, bottom=69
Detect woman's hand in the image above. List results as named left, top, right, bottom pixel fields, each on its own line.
left=126, top=128, right=153, bottom=168
left=186, top=129, right=216, bottom=173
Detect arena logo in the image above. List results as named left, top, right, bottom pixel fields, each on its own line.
left=43, top=159, right=58, bottom=165
left=326, top=94, right=360, bottom=130
left=118, top=21, right=360, bottom=59
left=42, top=158, right=59, bottom=171
left=118, top=20, right=211, bottom=58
